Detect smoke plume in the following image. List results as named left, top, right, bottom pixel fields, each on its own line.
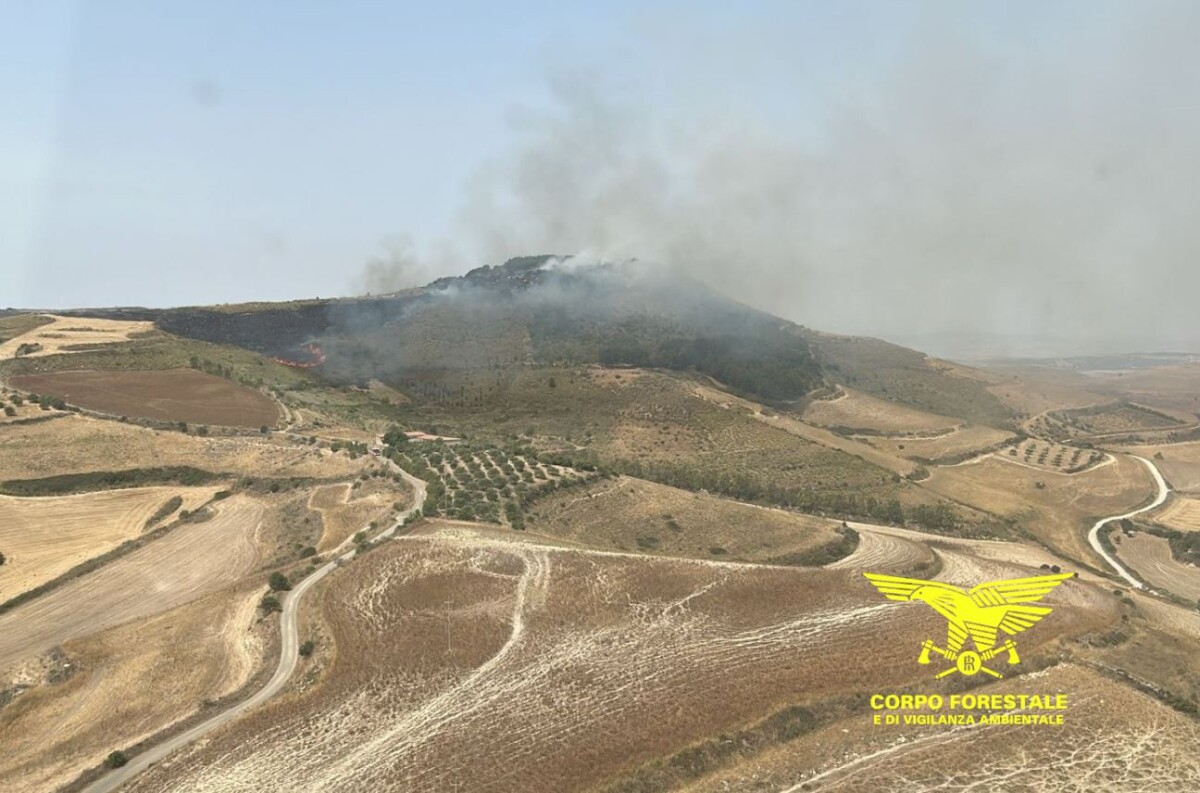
left=370, top=2, right=1200, bottom=357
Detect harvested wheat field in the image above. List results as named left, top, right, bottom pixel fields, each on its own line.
left=0, top=486, right=219, bottom=599
left=802, top=388, right=959, bottom=434
left=921, top=454, right=1154, bottom=565
left=0, top=314, right=153, bottom=360
left=0, top=414, right=366, bottom=481
left=1117, top=532, right=1200, bottom=601
left=0, top=495, right=264, bottom=671
left=524, top=475, right=845, bottom=563
left=687, top=663, right=1200, bottom=792
left=308, top=478, right=411, bottom=552
left=124, top=527, right=1102, bottom=793
left=0, top=584, right=267, bottom=793
left=8, top=369, right=280, bottom=428
left=1151, top=495, right=1200, bottom=531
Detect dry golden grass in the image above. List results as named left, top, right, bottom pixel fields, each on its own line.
left=1123, top=440, right=1200, bottom=494
left=868, top=424, right=1014, bottom=463
left=0, top=584, right=266, bottom=793
left=524, top=475, right=842, bottom=563
left=1083, top=362, right=1200, bottom=416
left=1116, top=532, right=1200, bottom=601
left=123, top=526, right=1113, bottom=793
left=0, top=414, right=368, bottom=482
left=921, top=454, right=1154, bottom=565
left=308, top=478, right=411, bottom=552
left=123, top=533, right=944, bottom=793
left=683, top=664, right=1200, bottom=793
left=985, top=371, right=1108, bottom=420
left=691, top=383, right=917, bottom=476
left=0, top=314, right=154, bottom=360
left=0, top=486, right=219, bottom=598
left=803, top=388, right=958, bottom=433
left=0, top=495, right=265, bottom=671
left=1150, top=495, right=1200, bottom=530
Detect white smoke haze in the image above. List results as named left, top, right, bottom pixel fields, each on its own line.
left=371, top=1, right=1200, bottom=357
left=356, top=234, right=427, bottom=295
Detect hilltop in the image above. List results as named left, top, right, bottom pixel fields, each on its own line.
left=65, top=256, right=1010, bottom=423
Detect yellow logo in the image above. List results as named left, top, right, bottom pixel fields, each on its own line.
left=863, top=572, right=1073, bottom=679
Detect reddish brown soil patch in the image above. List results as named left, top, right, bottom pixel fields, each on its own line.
left=9, top=369, right=280, bottom=428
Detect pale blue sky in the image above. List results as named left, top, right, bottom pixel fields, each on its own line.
left=4, top=2, right=1198, bottom=353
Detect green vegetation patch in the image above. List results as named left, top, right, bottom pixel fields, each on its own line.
left=0, top=466, right=220, bottom=496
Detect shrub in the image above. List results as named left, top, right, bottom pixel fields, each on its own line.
left=104, top=751, right=129, bottom=769
left=268, top=571, right=292, bottom=591
left=0, top=551, right=5, bottom=566
left=298, top=546, right=317, bottom=559
left=260, top=593, right=281, bottom=613
left=299, top=640, right=315, bottom=657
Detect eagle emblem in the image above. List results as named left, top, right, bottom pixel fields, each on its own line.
left=863, top=572, right=1074, bottom=679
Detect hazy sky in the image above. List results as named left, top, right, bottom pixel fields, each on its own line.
left=5, top=1, right=1199, bottom=354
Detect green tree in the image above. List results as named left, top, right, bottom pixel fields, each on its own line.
left=104, top=751, right=129, bottom=769
left=299, top=640, right=315, bottom=657
left=260, top=593, right=281, bottom=613
left=0, top=551, right=6, bottom=566
left=268, top=571, right=292, bottom=591
left=382, top=426, right=409, bottom=447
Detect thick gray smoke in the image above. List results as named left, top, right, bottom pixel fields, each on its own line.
left=372, top=2, right=1200, bottom=357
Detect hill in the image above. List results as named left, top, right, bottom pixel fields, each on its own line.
left=69, top=257, right=1010, bottom=425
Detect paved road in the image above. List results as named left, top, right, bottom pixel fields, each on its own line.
left=1086, top=455, right=1170, bottom=589
left=83, top=466, right=426, bottom=793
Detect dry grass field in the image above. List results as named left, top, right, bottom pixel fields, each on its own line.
left=0, top=414, right=367, bottom=481
left=0, top=495, right=264, bottom=671
left=122, top=525, right=1108, bottom=793
left=1150, top=495, right=1200, bottom=530
left=1082, top=362, right=1200, bottom=416
left=691, top=382, right=918, bottom=477
left=308, top=479, right=411, bottom=552
left=0, top=314, right=153, bottom=360
left=0, top=584, right=267, bottom=793
left=866, top=424, right=1014, bottom=463
left=0, top=486, right=219, bottom=598
left=524, top=475, right=844, bottom=563
left=921, top=454, right=1154, bottom=564
left=9, top=369, right=280, bottom=428
left=985, top=371, right=1108, bottom=421
left=1117, top=532, right=1200, bottom=601
left=802, top=388, right=958, bottom=434
left=684, top=664, right=1200, bottom=793
left=1124, top=440, right=1200, bottom=494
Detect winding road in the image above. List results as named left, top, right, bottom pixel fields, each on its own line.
left=82, top=467, right=426, bottom=793
left=1086, top=455, right=1170, bottom=589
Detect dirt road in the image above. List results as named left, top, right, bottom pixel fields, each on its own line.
left=82, top=468, right=426, bottom=793
left=1086, top=455, right=1169, bottom=589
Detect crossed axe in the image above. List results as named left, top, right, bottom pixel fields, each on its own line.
left=917, top=638, right=1020, bottom=679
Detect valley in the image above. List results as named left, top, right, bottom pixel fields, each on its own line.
left=0, top=258, right=1197, bottom=792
